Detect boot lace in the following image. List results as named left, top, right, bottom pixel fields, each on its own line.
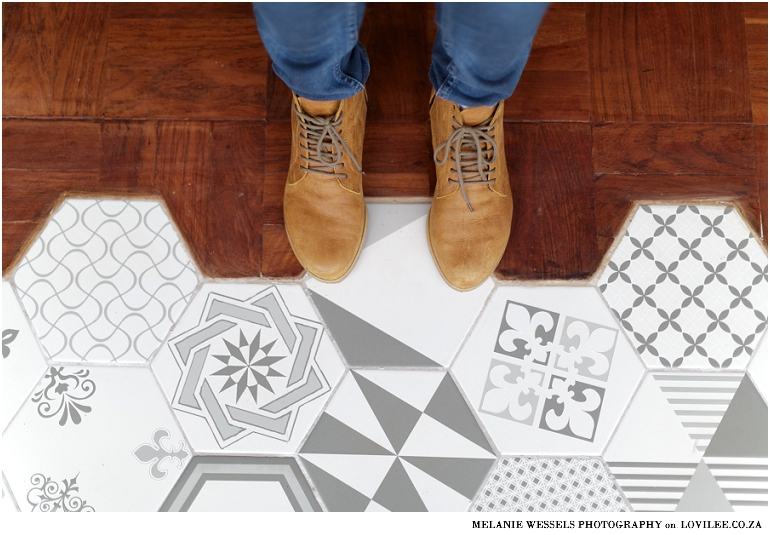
left=433, top=116, right=498, bottom=212
left=295, top=107, right=363, bottom=179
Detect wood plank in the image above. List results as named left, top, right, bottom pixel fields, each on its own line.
left=2, top=169, right=99, bottom=223
left=593, top=123, right=756, bottom=176
left=359, top=2, right=432, bottom=122
left=363, top=123, right=432, bottom=197
left=497, top=123, right=598, bottom=280
left=104, top=19, right=266, bottom=119
left=2, top=3, right=57, bottom=116
left=505, top=70, right=590, bottom=122
left=266, top=66, right=293, bottom=122
left=206, top=121, right=264, bottom=277
left=755, top=125, right=768, bottom=245
left=744, top=2, right=768, bottom=21
left=587, top=3, right=644, bottom=122
left=100, top=120, right=157, bottom=190
left=261, top=225, right=303, bottom=278
left=50, top=3, right=109, bottom=117
left=3, top=119, right=102, bottom=170
left=3, top=220, right=47, bottom=275
left=691, top=3, right=752, bottom=123
left=505, top=3, right=590, bottom=122
left=110, top=2, right=254, bottom=19
left=594, top=174, right=760, bottom=240
left=746, top=18, right=768, bottom=123
left=154, top=121, right=212, bottom=273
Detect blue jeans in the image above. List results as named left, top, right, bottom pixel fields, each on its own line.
left=253, top=2, right=549, bottom=107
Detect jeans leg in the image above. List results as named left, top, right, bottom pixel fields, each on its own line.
left=253, top=2, right=369, bottom=101
left=430, top=2, right=549, bottom=107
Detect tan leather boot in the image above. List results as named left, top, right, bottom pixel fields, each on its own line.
left=428, top=94, right=512, bottom=291
left=284, top=90, right=368, bottom=282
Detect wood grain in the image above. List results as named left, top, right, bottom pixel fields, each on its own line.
left=100, top=120, right=157, bottom=190
left=261, top=225, right=303, bottom=278
left=746, top=13, right=768, bottom=123
left=593, top=123, right=756, bottom=176
left=497, top=123, right=598, bottom=280
left=3, top=119, right=102, bottom=170
left=505, top=3, right=590, bottom=122
left=755, top=125, right=768, bottom=244
left=110, top=2, right=254, bottom=19
left=104, top=19, right=266, bottom=119
left=589, top=3, right=752, bottom=123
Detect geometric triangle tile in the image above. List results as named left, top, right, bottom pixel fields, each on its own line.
left=361, top=202, right=430, bottom=251
left=702, top=458, right=768, bottom=511
left=652, top=372, right=743, bottom=454
left=599, top=204, right=768, bottom=371
left=299, top=370, right=494, bottom=511
left=452, top=285, right=644, bottom=455
left=151, top=282, right=345, bottom=454
left=306, top=210, right=493, bottom=367
left=748, top=331, right=768, bottom=404
left=472, top=457, right=629, bottom=512
left=2, top=281, right=48, bottom=432
left=607, top=461, right=698, bottom=511
left=12, top=198, right=200, bottom=364
left=704, top=375, right=768, bottom=458
left=676, top=460, right=733, bottom=512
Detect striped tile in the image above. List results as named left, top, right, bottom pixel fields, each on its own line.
left=704, top=458, right=769, bottom=511
left=607, top=462, right=698, bottom=512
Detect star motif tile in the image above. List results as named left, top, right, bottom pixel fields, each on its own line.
left=152, top=283, right=345, bottom=454
left=12, top=198, right=200, bottom=364
left=599, top=205, right=768, bottom=370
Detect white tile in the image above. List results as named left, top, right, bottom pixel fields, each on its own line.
left=748, top=332, right=768, bottom=403
left=2, top=475, right=20, bottom=512
left=186, top=480, right=295, bottom=512
left=599, top=205, right=768, bottom=370
left=2, top=281, right=48, bottom=431
left=307, top=210, right=493, bottom=367
left=452, top=285, right=645, bottom=456
left=12, top=199, right=200, bottom=364
left=4, top=366, right=189, bottom=511
left=399, top=414, right=495, bottom=459
left=152, top=282, right=345, bottom=454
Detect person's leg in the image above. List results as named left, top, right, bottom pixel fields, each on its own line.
left=427, top=3, right=549, bottom=291
left=430, top=3, right=549, bottom=107
left=252, top=3, right=370, bottom=283
left=253, top=2, right=369, bottom=101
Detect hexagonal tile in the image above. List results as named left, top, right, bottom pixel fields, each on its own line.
left=605, top=373, right=768, bottom=511
left=299, top=370, right=496, bottom=511
left=159, top=456, right=321, bottom=511
left=599, top=204, right=768, bottom=370
left=748, top=331, right=768, bottom=403
left=306, top=202, right=493, bottom=368
left=471, top=457, right=629, bottom=512
left=12, top=198, right=200, bottom=364
left=2, top=474, right=19, bottom=512
left=152, top=283, right=345, bottom=454
left=452, top=286, right=644, bottom=456
left=3, top=366, right=189, bottom=511
left=2, top=281, right=48, bottom=431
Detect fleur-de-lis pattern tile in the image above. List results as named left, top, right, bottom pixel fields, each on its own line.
left=599, top=205, right=768, bottom=370
left=4, top=201, right=767, bottom=512
left=13, top=198, right=200, bottom=364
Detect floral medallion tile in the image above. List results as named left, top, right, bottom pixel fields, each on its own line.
left=452, top=286, right=644, bottom=456
left=306, top=203, right=492, bottom=368
left=299, top=370, right=496, bottom=511
left=3, top=366, right=189, bottom=511
left=599, top=205, right=768, bottom=370
left=471, top=457, right=629, bottom=512
left=2, top=281, right=48, bottom=431
left=152, top=283, right=345, bottom=454
left=160, top=457, right=321, bottom=511
left=12, top=198, right=200, bottom=364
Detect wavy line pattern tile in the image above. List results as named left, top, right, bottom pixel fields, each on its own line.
left=599, top=205, right=768, bottom=370
left=13, top=199, right=200, bottom=364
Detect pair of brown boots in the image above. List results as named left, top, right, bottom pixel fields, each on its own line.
left=284, top=89, right=512, bottom=291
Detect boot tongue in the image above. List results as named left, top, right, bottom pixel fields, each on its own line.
left=460, top=104, right=496, bottom=126
left=298, top=97, right=340, bottom=117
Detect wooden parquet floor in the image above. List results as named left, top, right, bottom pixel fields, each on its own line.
left=3, top=2, right=767, bottom=279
